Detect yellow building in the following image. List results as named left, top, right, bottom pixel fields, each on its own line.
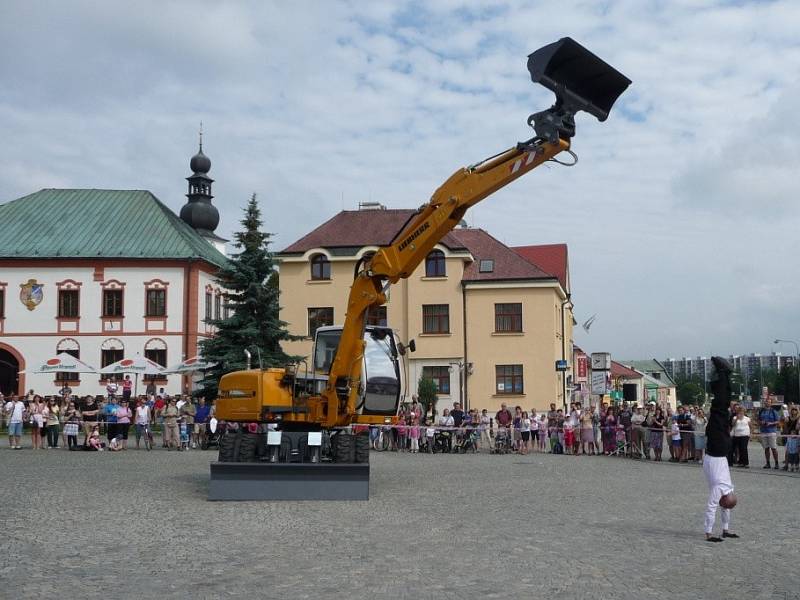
left=277, top=207, right=574, bottom=413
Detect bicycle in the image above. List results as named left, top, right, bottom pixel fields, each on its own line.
left=373, top=426, right=392, bottom=451
left=138, top=423, right=154, bottom=451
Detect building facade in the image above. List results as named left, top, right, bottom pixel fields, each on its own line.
left=277, top=206, right=574, bottom=413
left=624, top=359, right=677, bottom=409
left=663, top=353, right=795, bottom=384
left=0, top=144, right=227, bottom=397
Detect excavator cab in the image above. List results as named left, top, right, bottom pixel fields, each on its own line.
left=312, top=325, right=403, bottom=416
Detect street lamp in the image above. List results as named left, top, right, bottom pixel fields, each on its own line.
left=774, top=338, right=800, bottom=404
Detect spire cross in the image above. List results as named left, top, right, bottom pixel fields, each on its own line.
left=199, top=121, right=203, bottom=151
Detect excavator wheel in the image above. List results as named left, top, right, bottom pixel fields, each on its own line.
left=354, top=432, right=370, bottom=464
left=333, top=432, right=355, bottom=463
left=218, top=432, right=236, bottom=462
left=238, top=433, right=257, bottom=462
left=218, top=430, right=258, bottom=462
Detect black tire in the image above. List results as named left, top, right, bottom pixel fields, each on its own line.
left=238, top=433, right=257, bottom=462
left=354, top=433, right=370, bottom=464
left=218, top=433, right=236, bottom=462
left=333, top=432, right=355, bottom=463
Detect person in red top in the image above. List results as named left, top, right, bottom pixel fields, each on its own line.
left=122, top=375, right=133, bottom=403
left=153, top=394, right=166, bottom=447
left=495, top=403, right=512, bottom=428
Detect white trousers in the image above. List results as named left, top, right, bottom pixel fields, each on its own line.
left=703, top=454, right=733, bottom=534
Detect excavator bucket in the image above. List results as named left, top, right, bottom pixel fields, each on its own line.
left=528, top=37, right=631, bottom=122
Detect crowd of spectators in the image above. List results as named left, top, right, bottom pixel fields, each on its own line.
left=374, top=398, right=800, bottom=471
left=1, top=385, right=215, bottom=452
left=4, top=386, right=799, bottom=471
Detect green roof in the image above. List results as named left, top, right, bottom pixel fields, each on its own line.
left=0, top=189, right=227, bottom=267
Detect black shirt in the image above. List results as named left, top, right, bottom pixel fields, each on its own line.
left=451, top=409, right=465, bottom=427
left=82, top=400, right=98, bottom=421
left=705, top=377, right=732, bottom=457
left=677, top=413, right=693, bottom=432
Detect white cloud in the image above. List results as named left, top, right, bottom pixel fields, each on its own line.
left=1, top=0, right=799, bottom=359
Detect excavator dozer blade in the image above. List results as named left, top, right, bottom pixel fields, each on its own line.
left=528, top=37, right=631, bottom=122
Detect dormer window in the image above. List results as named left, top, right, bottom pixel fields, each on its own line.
left=425, top=250, right=446, bottom=277
left=310, top=254, right=331, bottom=280
left=479, top=259, right=494, bottom=273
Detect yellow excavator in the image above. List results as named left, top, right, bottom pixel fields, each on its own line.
left=210, top=38, right=630, bottom=500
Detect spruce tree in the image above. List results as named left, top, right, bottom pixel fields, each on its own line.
left=198, top=194, right=297, bottom=399
left=417, top=376, right=438, bottom=420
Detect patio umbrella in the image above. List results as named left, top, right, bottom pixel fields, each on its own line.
left=162, top=356, right=215, bottom=374
left=100, top=356, right=165, bottom=396
left=163, top=356, right=215, bottom=396
left=30, top=352, right=98, bottom=374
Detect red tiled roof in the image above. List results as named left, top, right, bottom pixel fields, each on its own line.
left=512, top=244, right=569, bottom=292
left=448, top=228, right=554, bottom=282
left=280, top=209, right=465, bottom=253
left=611, top=361, right=642, bottom=379
left=280, top=211, right=559, bottom=284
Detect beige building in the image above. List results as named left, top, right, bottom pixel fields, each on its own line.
left=277, top=207, right=574, bottom=414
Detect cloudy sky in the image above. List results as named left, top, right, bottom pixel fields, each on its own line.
left=2, top=0, right=799, bottom=360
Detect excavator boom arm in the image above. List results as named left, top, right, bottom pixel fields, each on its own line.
left=319, top=37, right=630, bottom=428
left=321, top=138, right=568, bottom=427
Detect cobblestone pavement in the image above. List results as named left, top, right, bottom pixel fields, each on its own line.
left=1, top=443, right=797, bottom=600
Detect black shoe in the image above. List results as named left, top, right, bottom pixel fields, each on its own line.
left=774, top=465, right=779, bottom=470
left=722, top=532, right=739, bottom=539
left=706, top=536, right=723, bottom=543
left=763, top=464, right=771, bottom=469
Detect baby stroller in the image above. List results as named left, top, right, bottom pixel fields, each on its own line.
left=609, top=423, right=628, bottom=457
left=492, top=428, right=512, bottom=454
left=201, top=418, right=223, bottom=450
left=434, top=430, right=452, bottom=453
left=455, top=428, right=479, bottom=453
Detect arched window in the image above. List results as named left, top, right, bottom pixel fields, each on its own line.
left=310, top=254, right=331, bottom=280
left=101, top=338, right=124, bottom=380
left=56, top=338, right=80, bottom=382
left=144, top=338, right=167, bottom=381
left=425, top=250, right=446, bottom=277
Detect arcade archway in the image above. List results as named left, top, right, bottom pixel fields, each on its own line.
left=0, top=343, right=24, bottom=396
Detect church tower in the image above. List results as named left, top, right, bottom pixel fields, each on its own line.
left=180, top=129, right=227, bottom=253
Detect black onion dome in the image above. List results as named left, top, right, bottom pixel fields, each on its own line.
left=180, top=201, right=219, bottom=232
left=190, top=149, right=211, bottom=173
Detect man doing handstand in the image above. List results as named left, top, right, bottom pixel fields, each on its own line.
left=703, top=356, right=739, bottom=543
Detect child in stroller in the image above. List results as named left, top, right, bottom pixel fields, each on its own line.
left=453, top=426, right=479, bottom=453
left=611, top=422, right=627, bottom=456
left=433, top=429, right=452, bottom=453
left=492, top=427, right=512, bottom=454
left=201, top=418, right=223, bottom=450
